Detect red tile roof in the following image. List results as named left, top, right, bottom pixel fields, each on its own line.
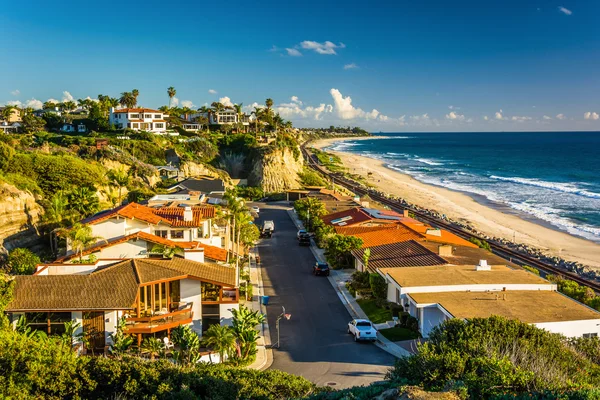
left=82, top=203, right=214, bottom=228
left=321, top=207, right=373, bottom=226
left=336, top=224, right=424, bottom=248
left=400, top=221, right=478, bottom=248
left=153, top=206, right=215, bottom=227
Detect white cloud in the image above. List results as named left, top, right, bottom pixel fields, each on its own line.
left=46, top=98, right=60, bottom=104
left=268, top=45, right=279, bottom=52
left=558, top=6, right=572, bottom=15
left=62, top=91, right=74, bottom=102
left=218, top=96, right=234, bottom=107
left=84, top=96, right=99, bottom=103
left=495, top=110, right=504, bottom=120
left=445, top=111, right=465, bottom=121
left=286, top=48, right=302, bottom=57
left=483, top=116, right=489, bottom=121
left=10, top=90, right=20, bottom=96
left=511, top=116, right=532, bottom=122
left=556, top=113, right=566, bottom=120
left=300, top=41, right=345, bottom=55
left=410, top=114, right=430, bottom=121
left=584, top=111, right=599, bottom=120
left=448, top=105, right=461, bottom=110
left=171, top=97, right=179, bottom=107
left=181, top=100, right=195, bottom=108
left=543, top=115, right=552, bottom=120
left=6, top=98, right=43, bottom=109
left=344, top=63, right=358, bottom=70
left=208, top=89, right=218, bottom=95
left=329, top=88, right=388, bottom=121
left=275, top=97, right=333, bottom=121
left=290, top=96, right=302, bottom=105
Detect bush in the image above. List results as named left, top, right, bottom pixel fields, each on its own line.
left=298, top=167, right=327, bottom=187
left=0, top=142, right=15, bottom=171
left=469, top=237, right=491, bottom=252
left=369, top=273, right=387, bottom=305
left=6, top=248, right=40, bottom=275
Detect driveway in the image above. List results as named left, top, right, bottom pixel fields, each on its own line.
left=253, top=202, right=396, bottom=389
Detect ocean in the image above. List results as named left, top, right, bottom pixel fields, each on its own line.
left=326, top=132, right=600, bottom=243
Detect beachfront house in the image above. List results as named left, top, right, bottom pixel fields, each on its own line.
left=377, top=262, right=600, bottom=338
left=109, top=107, right=168, bottom=134
left=186, top=109, right=252, bottom=132
left=5, top=258, right=239, bottom=354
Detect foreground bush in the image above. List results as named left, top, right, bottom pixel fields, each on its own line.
left=388, top=316, right=600, bottom=398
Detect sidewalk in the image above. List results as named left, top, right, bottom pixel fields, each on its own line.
left=246, top=247, right=274, bottom=370
left=287, top=209, right=410, bottom=359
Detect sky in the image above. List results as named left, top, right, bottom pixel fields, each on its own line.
left=1, top=0, right=599, bottom=132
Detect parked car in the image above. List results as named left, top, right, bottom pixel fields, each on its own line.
left=299, top=233, right=311, bottom=246
left=347, top=319, right=377, bottom=342
left=260, top=220, right=275, bottom=238
left=296, top=229, right=307, bottom=239
left=251, top=206, right=260, bottom=214
left=312, top=262, right=330, bottom=276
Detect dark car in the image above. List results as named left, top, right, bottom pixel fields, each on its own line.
left=313, top=262, right=330, bottom=276
left=298, top=233, right=311, bottom=246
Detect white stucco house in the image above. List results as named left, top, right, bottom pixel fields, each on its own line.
left=379, top=262, right=600, bottom=338
left=109, top=107, right=169, bottom=133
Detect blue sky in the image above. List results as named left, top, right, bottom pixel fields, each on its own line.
left=2, top=0, right=599, bottom=131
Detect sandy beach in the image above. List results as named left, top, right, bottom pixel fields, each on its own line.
left=312, top=137, right=600, bottom=269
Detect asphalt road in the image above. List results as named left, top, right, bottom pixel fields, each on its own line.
left=254, top=202, right=396, bottom=389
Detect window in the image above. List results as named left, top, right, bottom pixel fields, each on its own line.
left=155, top=230, right=168, bottom=238
left=24, top=312, right=71, bottom=335
left=132, top=123, right=139, bottom=128
left=138, top=282, right=174, bottom=316
left=154, top=114, right=161, bottom=118
left=202, top=282, right=220, bottom=302
left=583, top=333, right=599, bottom=338
left=130, top=113, right=140, bottom=119
left=171, top=230, right=184, bottom=239
left=155, top=123, right=164, bottom=129
left=144, top=114, right=151, bottom=118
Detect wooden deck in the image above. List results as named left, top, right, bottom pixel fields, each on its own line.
left=124, top=308, right=193, bottom=334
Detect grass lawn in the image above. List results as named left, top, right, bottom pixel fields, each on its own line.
left=356, top=298, right=392, bottom=324
left=378, top=326, right=419, bottom=342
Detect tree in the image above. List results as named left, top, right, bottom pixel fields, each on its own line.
left=231, top=305, right=265, bottom=361
left=131, top=89, right=139, bottom=106
left=62, top=101, right=77, bottom=115
left=67, top=187, right=100, bottom=218
left=1, top=105, right=16, bottom=121
left=294, top=197, right=327, bottom=232
left=252, top=106, right=264, bottom=135
left=21, top=113, right=46, bottom=133
left=362, top=248, right=371, bottom=271
left=119, top=92, right=136, bottom=109
left=43, top=191, right=73, bottom=226
left=43, top=100, right=57, bottom=110
left=141, top=337, right=164, bottom=361
left=167, top=86, right=177, bottom=108
left=265, top=98, right=274, bottom=110
left=202, top=324, right=235, bottom=362
left=58, top=223, right=103, bottom=262
left=324, top=234, right=363, bottom=269
left=171, top=325, right=202, bottom=365
left=106, top=168, right=130, bottom=205
left=0, top=141, right=15, bottom=171
left=0, top=272, right=14, bottom=329
left=6, top=248, right=40, bottom=275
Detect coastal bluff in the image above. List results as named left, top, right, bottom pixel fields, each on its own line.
left=0, top=182, right=43, bottom=253
left=249, top=146, right=303, bottom=193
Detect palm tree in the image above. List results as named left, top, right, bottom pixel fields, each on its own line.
left=252, top=106, right=264, bottom=135
left=119, top=92, right=136, bottom=109
left=62, top=101, right=77, bottom=116
left=68, top=187, right=100, bottom=217
left=202, top=324, right=235, bottom=362
left=58, top=223, right=104, bottom=262
left=1, top=105, right=15, bottom=121
left=233, top=103, right=243, bottom=132
left=198, top=105, right=210, bottom=114
left=210, top=102, right=224, bottom=113
left=265, top=98, right=274, bottom=110
left=167, top=86, right=176, bottom=108
left=43, top=100, right=57, bottom=110
left=44, top=191, right=72, bottom=226
left=132, top=89, right=139, bottom=106
left=272, top=112, right=284, bottom=133
left=107, top=167, right=130, bottom=205
left=141, top=337, right=164, bottom=361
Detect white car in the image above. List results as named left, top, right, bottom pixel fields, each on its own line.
left=347, top=319, right=377, bottom=342
left=251, top=206, right=260, bottom=214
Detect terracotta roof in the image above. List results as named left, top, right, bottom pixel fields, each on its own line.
left=400, top=222, right=478, bottom=248
left=322, top=207, right=373, bottom=227
left=352, top=240, right=447, bottom=270
left=317, top=188, right=351, bottom=202
left=420, top=241, right=518, bottom=267
left=6, top=258, right=236, bottom=312
left=409, top=291, right=600, bottom=323
left=336, top=224, right=424, bottom=248
left=112, top=108, right=163, bottom=114
left=82, top=203, right=214, bottom=227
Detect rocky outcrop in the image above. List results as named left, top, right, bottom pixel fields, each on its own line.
left=180, top=161, right=220, bottom=179
left=0, top=182, right=43, bottom=253
left=249, top=147, right=303, bottom=192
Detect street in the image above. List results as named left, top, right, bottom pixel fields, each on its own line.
left=254, top=203, right=396, bottom=389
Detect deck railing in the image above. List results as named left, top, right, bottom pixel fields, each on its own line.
left=124, top=304, right=193, bottom=333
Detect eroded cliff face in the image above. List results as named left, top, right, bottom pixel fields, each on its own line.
left=0, top=183, right=43, bottom=253
left=249, top=147, right=303, bottom=193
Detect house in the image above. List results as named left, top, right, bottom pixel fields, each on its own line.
left=351, top=240, right=447, bottom=272
left=0, top=106, right=21, bottom=122
left=148, top=193, right=206, bottom=208
left=187, top=109, right=252, bottom=132
left=60, top=123, right=87, bottom=133
left=5, top=257, right=239, bottom=352
left=78, top=202, right=223, bottom=249
left=322, top=208, right=382, bottom=227
left=109, top=107, right=169, bottom=134
left=335, top=224, right=424, bottom=249
left=0, top=121, right=22, bottom=133
left=32, top=107, right=62, bottom=117
left=181, top=121, right=201, bottom=132
left=168, top=177, right=226, bottom=194
left=56, top=231, right=228, bottom=264
left=156, top=165, right=180, bottom=179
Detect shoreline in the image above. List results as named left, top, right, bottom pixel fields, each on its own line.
left=311, top=137, right=600, bottom=270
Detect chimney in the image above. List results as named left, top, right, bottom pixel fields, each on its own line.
left=184, top=248, right=204, bottom=263
left=475, top=260, right=491, bottom=271
left=403, top=209, right=409, bottom=217
left=438, top=245, right=453, bottom=257
left=183, top=206, right=193, bottom=222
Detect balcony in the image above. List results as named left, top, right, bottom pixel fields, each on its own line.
left=124, top=304, right=193, bottom=334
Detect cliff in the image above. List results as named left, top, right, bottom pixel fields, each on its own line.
left=0, top=182, right=43, bottom=253
left=249, top=147, right=303, bottom=193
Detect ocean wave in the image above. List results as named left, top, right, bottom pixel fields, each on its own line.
left=490, top=175, right=600, bottom=199
left=415, top=158, right=444, bottom=166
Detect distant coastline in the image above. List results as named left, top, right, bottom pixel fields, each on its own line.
left=311, top=136, right=600, bottom=270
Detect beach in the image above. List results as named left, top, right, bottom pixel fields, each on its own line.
left=312, top=137, right=600, bottom=269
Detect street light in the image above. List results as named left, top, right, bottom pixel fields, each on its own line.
left=274, top=306, right=291, bottom=349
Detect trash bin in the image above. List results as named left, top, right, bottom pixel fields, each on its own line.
left=261, top=295, right=270, bottom=305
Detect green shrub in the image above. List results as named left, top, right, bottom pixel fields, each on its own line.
left=369, top=273, right=387, bottom=305
left=6, top=248, right=40, bottom=275
left=469, top=237, right=492, bottom=252
left=298, top=167, right=327, bottom=187
left=522, top=265, right=540, bottom=275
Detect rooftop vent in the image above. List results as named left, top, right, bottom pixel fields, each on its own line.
left=425, top=228, right=442, bottom=237
left=438, top=245, right=453, bottom=257
left=475, top=260, right=491, bottom=271
left=183, top=206, right=193, bottom=222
